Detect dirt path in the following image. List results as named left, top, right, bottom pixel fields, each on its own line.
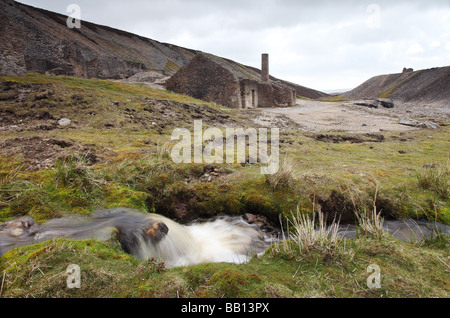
left=260, top=100, right=418, bottom=133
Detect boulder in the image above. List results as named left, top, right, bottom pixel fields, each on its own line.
left=399, top=118, right=439, bottom=129
left=145, top=222, right=169, bottom=242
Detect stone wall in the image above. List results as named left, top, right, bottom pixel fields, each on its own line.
left=258, top=82, right=296, bottom=107
left=240, top=79, right=259, bottom=108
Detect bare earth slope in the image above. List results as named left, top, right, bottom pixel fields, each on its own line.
left=343, top=66, right=450, bottom=107
left=0, top=0, right=197, bottom=79
left=0, top=0, right=326, bottom=99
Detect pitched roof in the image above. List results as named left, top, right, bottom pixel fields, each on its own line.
left=193, top=53, right=262, bottom=82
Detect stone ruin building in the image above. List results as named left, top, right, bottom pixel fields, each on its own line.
left=166, top=53, right=297, bottom=109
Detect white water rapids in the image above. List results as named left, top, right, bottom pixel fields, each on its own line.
left=134, top=214, right=274, bottom=268
left=0, top=208, right=275, bottom=268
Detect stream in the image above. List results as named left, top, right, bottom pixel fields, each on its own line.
left=0, top=208, right=448, bottom=268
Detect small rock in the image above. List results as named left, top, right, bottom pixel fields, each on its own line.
left=244, top=213, right=257, bottom=224
left=58, top=118, right=71, bottom=126
left=200, top=173, right=213, bottom=182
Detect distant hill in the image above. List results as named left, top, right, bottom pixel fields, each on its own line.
left=0, top=0, right=326, bottom=99
left=342, top=66, right=450, bottom=106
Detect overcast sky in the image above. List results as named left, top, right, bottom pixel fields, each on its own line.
left=17, top=0, right=450, bottom=91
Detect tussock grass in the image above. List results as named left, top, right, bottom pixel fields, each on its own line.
left=353, top=186, right=387, bottom=240
left=276, top=203, right=342, bottom=257
left=416, top=162, right=449, bottom=200
left=155, top=142, right=173, bottom=161
left=53, top=155, right=101, bottom=193
left=99, top=154, right=176, bottom=192
left=0, top=158, right=33, bottom=208
left=0, top=159, right=26, bottom=188
left=289, top=206, right=341, bottom=253
left=265, top=156, right=297, bottom=191
left=355, top=205, right=386, bottom=240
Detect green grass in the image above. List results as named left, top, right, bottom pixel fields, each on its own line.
left=0, top=234, right=448, bottom=298
left=317, top=95, right=349, bottom=102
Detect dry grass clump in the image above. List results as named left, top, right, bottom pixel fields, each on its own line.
left=289, top=206, right=340, bottom=254
left=276, top=203, right=342, bottom=257
left=355, top=206, right=386, bottom=240
left=265, top=156, right=297, bottom=191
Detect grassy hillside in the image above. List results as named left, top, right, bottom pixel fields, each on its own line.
left=0, top=74, right=449, bottom=298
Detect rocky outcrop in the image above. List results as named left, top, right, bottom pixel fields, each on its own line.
left=354, top=98, right=394, bottom=109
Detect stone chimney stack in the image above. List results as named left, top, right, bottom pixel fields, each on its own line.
left=261, top=53, right=269, bottom=83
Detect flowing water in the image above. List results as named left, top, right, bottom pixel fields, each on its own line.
left=0, top=208, right=275, bottom=268
left=0, top=208, right=448, bottom=268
